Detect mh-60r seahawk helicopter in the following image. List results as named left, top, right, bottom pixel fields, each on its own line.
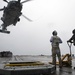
left=0, top=0, right=32, bottom=34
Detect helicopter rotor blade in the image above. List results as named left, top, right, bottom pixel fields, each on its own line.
left=21, top=0, right=32, bottom=4
left=0, top=8, right=4, bottom=11
left=22, top=14, right=32, bottom=22
left=3, top=0, right=8, bottom=3
left=18, top=0, right=21, bottom=3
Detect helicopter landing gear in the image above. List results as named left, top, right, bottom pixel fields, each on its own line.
left=0, top=24, right=10, bottom=34
left=0, top=29, right=10, bottom=34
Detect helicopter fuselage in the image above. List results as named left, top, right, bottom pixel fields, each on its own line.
left=1, top=1, right=22, bottom=30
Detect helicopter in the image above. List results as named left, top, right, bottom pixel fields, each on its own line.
left=0, top=0, right=32, bottom=34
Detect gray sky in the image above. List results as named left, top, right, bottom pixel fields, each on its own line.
left=0, top=0, right=75, bottom=55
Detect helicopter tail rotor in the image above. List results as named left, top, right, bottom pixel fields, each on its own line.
left=22, top=14, right=32, bottom=22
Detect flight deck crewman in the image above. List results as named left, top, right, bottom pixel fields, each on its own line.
left=67, top=29, right=75, bottom=46
left=50, top=30, right=62, bottom=69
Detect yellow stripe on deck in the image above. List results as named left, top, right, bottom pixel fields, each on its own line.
left=5, top=61, right=44, bottom=67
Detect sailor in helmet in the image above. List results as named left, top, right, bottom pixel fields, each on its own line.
left=50, top=30, right=62, bottom=69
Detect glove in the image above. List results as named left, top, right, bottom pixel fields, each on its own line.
left=67, top=40, right=73, bottom=43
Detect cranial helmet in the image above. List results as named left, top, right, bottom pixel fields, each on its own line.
left=72, top=29, right=75, bottom=34
left=52, top=30, right=57, bottom=35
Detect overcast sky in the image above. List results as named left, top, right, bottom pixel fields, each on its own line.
left=0, top=0, right=75, bottom=55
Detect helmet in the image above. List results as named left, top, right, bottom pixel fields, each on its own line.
left=52, top=30, right=57, bottom=35
left=72, top=29, right=75, bottom=34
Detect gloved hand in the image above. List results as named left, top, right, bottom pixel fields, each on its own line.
left=67, top=40, right=73, bottom=44
left=67, top=40, right=71, bottom=43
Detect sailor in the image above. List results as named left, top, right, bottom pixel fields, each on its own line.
left=50, top=30, right=62, bottom=69
left=67, top=29, right=75, bottom=46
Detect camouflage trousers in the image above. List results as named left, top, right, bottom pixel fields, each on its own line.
left=52, top=47, right=62, bottom=67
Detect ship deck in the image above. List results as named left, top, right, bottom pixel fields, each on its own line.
left=0, top=55, right=75, bottom=75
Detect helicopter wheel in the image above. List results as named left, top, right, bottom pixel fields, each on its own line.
left=2, top=24, right=7, bottom=31
left=18, top=18, right=20, bottom=21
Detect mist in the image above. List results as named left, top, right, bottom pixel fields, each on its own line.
left=0, top=0, right=75, bottom=55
